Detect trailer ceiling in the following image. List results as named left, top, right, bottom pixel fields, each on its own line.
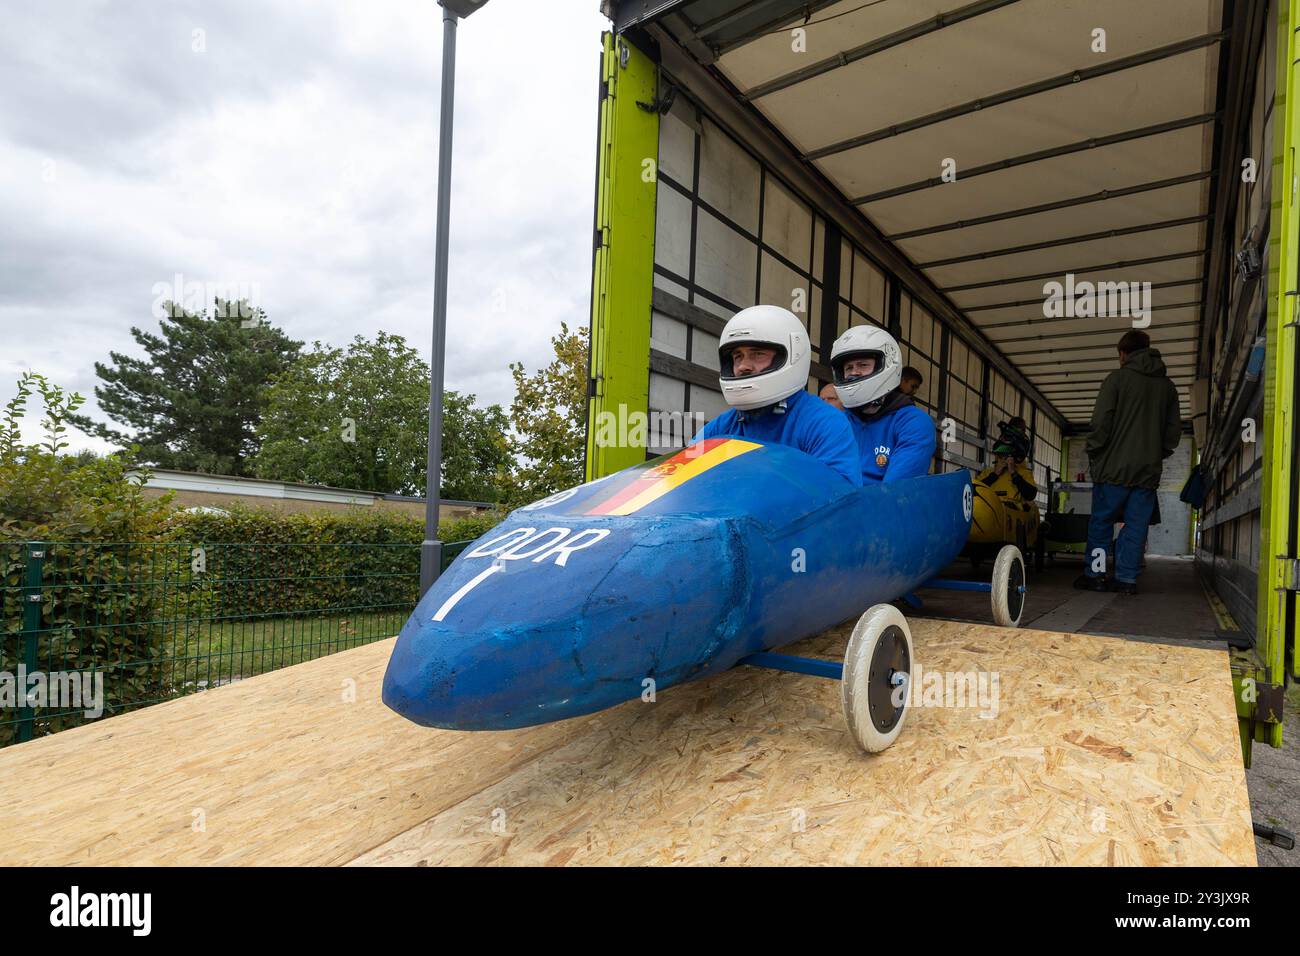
left=612, top=0, right=1231, bottom=426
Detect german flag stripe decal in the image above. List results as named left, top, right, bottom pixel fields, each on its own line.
left=585, top=438, right=762, bottom=516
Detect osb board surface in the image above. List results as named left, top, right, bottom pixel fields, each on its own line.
left=0, top=621, right=1254, bottom=866
left=0, top=639, right=583, bottom=866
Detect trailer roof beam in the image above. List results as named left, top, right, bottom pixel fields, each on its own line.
left=739, top=0, right=1022, bottom=99
left=939, top=251, right=1205, bottom=294
left=704, top=0, right=845, bottom=59
left=882, top=169, right=1213, bottom=237
left=1018, top=359, right=1198, bottom=374
left=964, top=282, right=1203, bottom=314
left=1033, top=376, right=1196, bottom=388
left=803, top=32, right=1226, bottom=162
left=990, top=322, right=1201, bottom=347
left=917, top=217, right=1209, bottom=269
left=973, top=301, right=1205, bottom=332
left=1003, top=339, right=1200, bottom=360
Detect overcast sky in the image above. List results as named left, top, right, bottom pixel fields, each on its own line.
left=0, top=0, right=609, bottom=452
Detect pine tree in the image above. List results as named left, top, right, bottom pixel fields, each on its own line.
left=69, top=299, right=302, bottom=476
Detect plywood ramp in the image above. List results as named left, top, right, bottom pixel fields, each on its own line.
left=0, top=619, right=1254, bottom=866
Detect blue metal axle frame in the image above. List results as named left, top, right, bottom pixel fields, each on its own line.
left=740, top=652, right=844, bottom=680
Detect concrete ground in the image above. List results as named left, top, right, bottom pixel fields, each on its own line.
left=1247, top=683, right=1300, bottom=866
left=911, top=552, right=1297, bottom=867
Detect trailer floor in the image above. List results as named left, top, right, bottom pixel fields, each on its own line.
left=0, top=617, right=1253, bottom=866
left=918, top=554, right=1230, bottom=648
left=918, top=553, right=1300, bottom=866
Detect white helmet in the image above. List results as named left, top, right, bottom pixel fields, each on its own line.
left=831, top=324, right=902, bottom=409
left=717, top=305, right=811, bottom=411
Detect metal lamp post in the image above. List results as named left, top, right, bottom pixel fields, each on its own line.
left=421, top=0, right=490, bottom=597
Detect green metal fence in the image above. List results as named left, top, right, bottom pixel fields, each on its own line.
left=0, top=539, right=471, bottom=747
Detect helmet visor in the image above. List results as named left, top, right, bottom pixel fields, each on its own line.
left=720, top=341, right=788, bottom=380
left=831, top=349, right=887, bottom=386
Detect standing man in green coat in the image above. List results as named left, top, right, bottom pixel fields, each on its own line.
left=1074, top=330, right=1182, bottom=595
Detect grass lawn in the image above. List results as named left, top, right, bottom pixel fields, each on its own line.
left=160, top=606, right=412, bottom=689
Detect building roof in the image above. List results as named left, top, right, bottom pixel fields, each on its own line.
left=129, top=469, right=495, bottom=509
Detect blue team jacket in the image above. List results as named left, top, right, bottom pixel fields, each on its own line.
left=846, top=404, right=936, bottom=483
left=696, top=389, right=862, bottom=485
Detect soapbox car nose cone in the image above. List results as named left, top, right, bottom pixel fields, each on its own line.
left=381, top=622, right=548, bottom=731
left=382, top=609, right=657, bottom=731
left=381, top=624, right=463, bottom=729
left=382, top=513, right=743, bottom=731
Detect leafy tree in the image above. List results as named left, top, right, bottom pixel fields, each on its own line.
left=253, top=331, right=511, bottom=500
left=1, top=372, right=170, bottom=541
left=499, top=323, right=589, bottom=507
left=439, top=390, right=512, bottom=502
left=1, top=373, right=179, bottom=744
left=68, top=299, right=302, bottom=476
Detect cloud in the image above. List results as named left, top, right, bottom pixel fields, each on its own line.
left=0, top=0, right=609, bottom=449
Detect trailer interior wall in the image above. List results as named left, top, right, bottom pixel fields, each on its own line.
left=618, top=41, right=1066, bottom=499
left=595, top=0, right=1234, bottom=493
left=1196, top=1, right=1274, bottom=645
left=593, top=0, right=1296, bottom=753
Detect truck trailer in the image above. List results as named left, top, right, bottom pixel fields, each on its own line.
left=0, top=0, right=1289, bottom=868
left=586, top=0, right=1296, bottom=764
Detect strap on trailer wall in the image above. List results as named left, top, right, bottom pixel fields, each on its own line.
left=585, top=32, right=659, bottom=481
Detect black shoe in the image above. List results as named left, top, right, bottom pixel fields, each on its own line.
left=1073, top=574, right=1108, bottom=592
left=1114, top=581, right=1138, bottom=596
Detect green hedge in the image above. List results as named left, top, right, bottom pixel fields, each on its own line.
left=2, top=372, right=514, bottom=745
left=437, top=509, right=509, bottom=545
left=1, top=373, right=182, bottom=744
left=159, top=505, right=508, bottom=619
left=162, top=506, right=415, bottom=619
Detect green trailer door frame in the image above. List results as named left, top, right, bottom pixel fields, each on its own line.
left=1245, top=0, right=1300, bottom=752
left=585, top=32, right=660, bottom=481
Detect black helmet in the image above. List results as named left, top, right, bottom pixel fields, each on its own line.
left=993, top=419, right=1031, bottom=460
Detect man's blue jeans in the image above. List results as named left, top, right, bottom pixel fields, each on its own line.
left=1085, top=482, right=1156, bottom=584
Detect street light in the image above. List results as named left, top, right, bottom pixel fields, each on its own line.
left=421, top=0, right=490, bottom=597
left=440, top=0, right=489, bottom=14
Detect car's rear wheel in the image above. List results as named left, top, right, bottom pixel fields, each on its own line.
left=991, top=545, right=1026, bottom=628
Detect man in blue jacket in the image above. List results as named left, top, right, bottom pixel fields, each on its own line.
left=695, top=305, right=861, bottom=485
left=830, top=324, right=936, bottom=483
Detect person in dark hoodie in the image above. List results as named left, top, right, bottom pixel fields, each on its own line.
left=1074, top=330, right=1181, bottom=595
left=830, top=324, right=935, bottom=483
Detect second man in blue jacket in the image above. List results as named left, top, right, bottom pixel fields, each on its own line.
left=829, top=324, right=936, bottom=483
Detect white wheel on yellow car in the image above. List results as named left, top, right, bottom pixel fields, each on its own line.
left=841, top=603, right=913, bottom=753
left=991, top=544, right=1026, bottom=628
